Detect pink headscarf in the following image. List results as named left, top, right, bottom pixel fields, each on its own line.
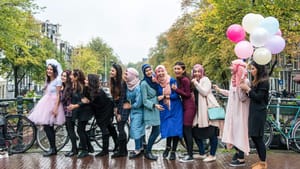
left=155, top=65, right=171, bottom=109
left=126, top=68, right=140, bottom=91
left=192, top=64, right=205, bottom=79
left=230, top=59, right=247, bottom=87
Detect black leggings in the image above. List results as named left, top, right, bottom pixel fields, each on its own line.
left=77, top=121, right=89, bottom=151
left=65, top=117, right=77, bottom=152
left=166, top=136, right=179, bottom=152
left=251, top=136, right=266, bottom=161
left=43, top=125, right=56, bottom=149
left=183, top=125, right=193, bottom=156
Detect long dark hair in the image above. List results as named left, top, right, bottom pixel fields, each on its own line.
left=61, top=70, right=72, bottom=105
left=110, top=63, right=123, bottom=99
left=72, top=69, right=85, bottom=94
left=250, top=61, right=269, bottom=87
left=46, top=64, right=59, bottom=83
left=87, top=74, right=100, bottom=102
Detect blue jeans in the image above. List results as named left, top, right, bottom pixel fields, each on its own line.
left=135, top=137, right=143, bottom=151
left=146, top=125, right=160, bottom=152
left=196, top=135, right=218, bottom=156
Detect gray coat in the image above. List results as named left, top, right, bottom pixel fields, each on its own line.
left=140, top=80, right=160, bottom=126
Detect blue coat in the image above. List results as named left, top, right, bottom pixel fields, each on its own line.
left=140, top=80, right=160, bottom=126
left=127, top=85, right=145, bottom=139
left=157, top=78, right=183, bottom=138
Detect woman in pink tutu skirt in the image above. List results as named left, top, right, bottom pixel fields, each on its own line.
left=28, top=59, right=65, bottom=157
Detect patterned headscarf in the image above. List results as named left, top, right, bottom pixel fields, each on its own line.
left=230, top=59, right=247, bottom=87
left=126, top=68, right=140, bottom=91
left=142, top=64, right=158, bottom=90
left=155, top=65, right=171, bottom=109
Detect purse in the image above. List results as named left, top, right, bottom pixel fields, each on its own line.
left=208, top=107, right=225, bottom=120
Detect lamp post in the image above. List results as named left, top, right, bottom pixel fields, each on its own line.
left=104, top=54, right=107, bottom=82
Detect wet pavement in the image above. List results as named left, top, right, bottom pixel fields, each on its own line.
left=0, top=149, right=299, bottom=169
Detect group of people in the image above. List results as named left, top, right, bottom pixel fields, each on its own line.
left=28, top=58, right=269, bottom=169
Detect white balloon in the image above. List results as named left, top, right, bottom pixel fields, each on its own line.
left=250, top=27, right=270, bottom=47
left=253, top=47, right=272, bottom=65
left=242, top=13, right=264, bottom=34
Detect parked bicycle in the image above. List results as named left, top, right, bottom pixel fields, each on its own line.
left=36, top=117, right=130, bottom=152
left=0, top=102, right=36, bottom=154
left=263, top=97, right=300, bottom=152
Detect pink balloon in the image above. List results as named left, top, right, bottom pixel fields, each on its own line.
left=265, top=35, right=286, bottom=54
left=275, top=29, right=282, bottom=36
left=234, top=41, right=254, bottom=59
left=226, top=24, right=246, bottom=43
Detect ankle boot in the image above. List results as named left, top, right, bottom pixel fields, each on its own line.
left=43, top=148, right=57, bottom=157
left=169, top=151, right=176, bottom=160
left=96, top=136, right=109, bottom=157
left=252, top=161, right=267, bottom=169
left=163, top=147, right=170, bottom=159
left=111, top=139, right=128, bottom=158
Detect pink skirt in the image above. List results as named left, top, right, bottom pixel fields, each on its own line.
left=28, top=93, right=65, bottom=125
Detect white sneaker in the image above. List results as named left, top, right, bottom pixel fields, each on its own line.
left=194, top=154, right=207, bottom=159
left=179, top=155, right=194, bottom=163
left=203, top=156, right=216, bottom=162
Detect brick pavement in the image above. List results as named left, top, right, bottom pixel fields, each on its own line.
left=0, top=150, right=299, bottom=169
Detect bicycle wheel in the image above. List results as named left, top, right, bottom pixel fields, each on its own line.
left=36, top=125, right=69, bottom=152
left=87, top=124, right=102, bottom=149
left=263, top=120, right=273, bottom=148
left=291, top=120, right=300, bottom=153
left=5, top=114, right=36, bottom=154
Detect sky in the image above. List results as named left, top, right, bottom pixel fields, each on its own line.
left=34, top=0, right=183, bottom=64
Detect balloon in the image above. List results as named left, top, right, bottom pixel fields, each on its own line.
left=259, top=17, right=279, bottom=35
left=242, top=13, right=264, bottom=33
left=265, top=35, right=285, bottom=54
left=250, top=27, right=270, bottom=47
left=275, top=29, right=282, bottom=36
left=226, top=24, right=246, bottom=43
left=234, top=41, right=254, bottom=59
left=253, top=47, right=272, bottom=65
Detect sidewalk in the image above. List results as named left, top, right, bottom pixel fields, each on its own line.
left=0, top=150, right=299, bottom=169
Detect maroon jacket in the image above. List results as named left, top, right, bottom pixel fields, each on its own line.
left=175, top=76, right=196, bottom=126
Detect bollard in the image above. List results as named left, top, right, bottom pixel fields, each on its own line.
left=16, top=96, right=23, bottom=115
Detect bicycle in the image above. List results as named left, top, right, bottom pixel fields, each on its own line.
left=263, top=96, right=300, bottom=152
left=0, top=102, right=36, bottom=154
left=36, top=116, right=130, bottom=152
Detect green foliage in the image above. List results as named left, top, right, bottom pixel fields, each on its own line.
left=148, top=0, right=300, bottom=88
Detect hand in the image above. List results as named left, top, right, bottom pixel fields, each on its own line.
left=67, top=104, right=75, bottom=111
left=116, top=114, right=121, bottom=122
left=213, top=84, right=220, bottom=92
left=123, top=102, right=131, bottom=109
left=171, top=84, right=177, bottom=90
left=81, top=97, right=90, bottom=103
left=240, top=83, right=250, bottom=92
left=158, top=95, right=164, bottom=101
left=155, top=104, right=164, bottom=111
left=52, top=110, right=58, bottom=117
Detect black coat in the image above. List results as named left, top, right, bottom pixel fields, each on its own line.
left=248, top=80, right=269, bottom=137
left=71, top=88, right=93, bottom=122
left=91, top=89, right=114, bottom=125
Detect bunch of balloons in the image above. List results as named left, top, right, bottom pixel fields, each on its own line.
left=226, top=13, right=285, bottom=65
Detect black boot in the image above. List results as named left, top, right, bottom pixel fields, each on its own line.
left=111, top=139, right=127, bottom=158
left=95, top=136, right=109, bottom=157
left=144, top=151, right=158, bottom=161
left=108, top=124, right=119, bottom=152
left=65, top=148, right=78, bottom=157
left=43, top=148, right=57, bottom=157
left=163, top=147, right=170, bottom=159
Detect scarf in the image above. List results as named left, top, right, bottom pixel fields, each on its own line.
left=126, top=68, right=140, bottom=91
left=155, top=65, right=171, bottom=109
left=142, top=64, right=158, bottom=90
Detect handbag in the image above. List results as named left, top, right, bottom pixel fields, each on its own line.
left=208, top=107, right=225, bottom=120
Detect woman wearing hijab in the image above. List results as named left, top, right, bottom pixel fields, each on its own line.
left=214, top=59, right=250, bottom=166
left=140, top=64, right=163, bottom=160
left=155, top=65, right=183, bottom=161
left=124, top=68, right=145, bottom=159
left=191, top=64, right=224, bottom=162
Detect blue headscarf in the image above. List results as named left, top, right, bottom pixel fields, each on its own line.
left=142, top=64, right=158, bottom=90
